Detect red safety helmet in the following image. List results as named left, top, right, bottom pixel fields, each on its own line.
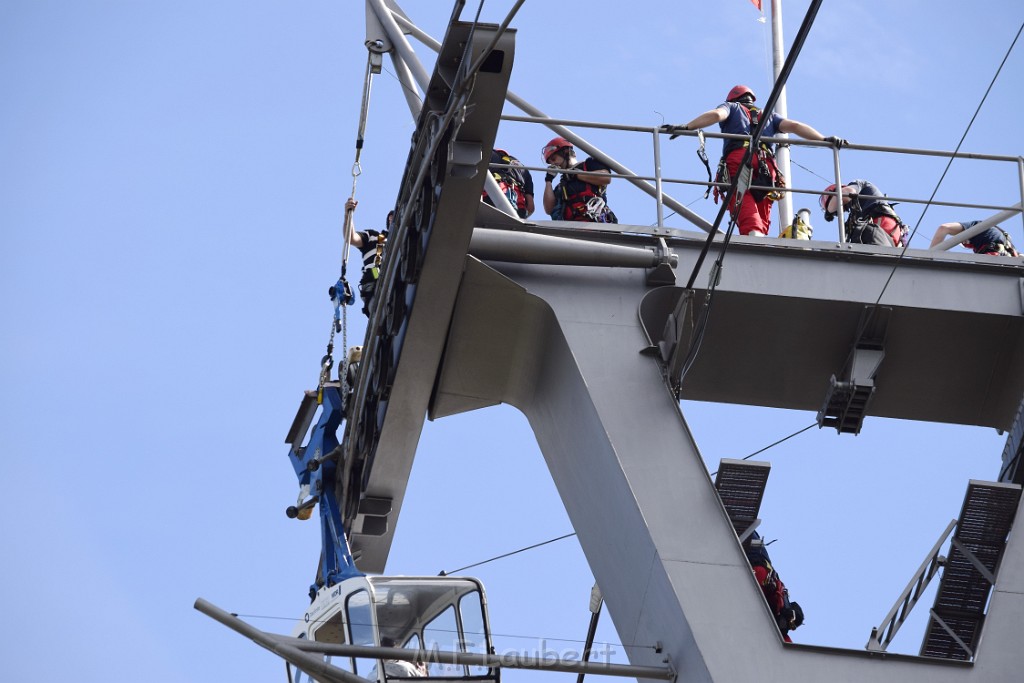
left=727, top=84, right=756, bottom=102
left=542, top=136, right=573, bottom=163
left=819, top=184, right=838, bottom=212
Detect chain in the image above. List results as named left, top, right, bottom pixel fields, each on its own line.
left=340, top=297, right=348, bottom=408
left=318, top=315, right=335, bottom=403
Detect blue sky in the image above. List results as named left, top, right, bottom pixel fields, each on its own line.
left=2, top=1, right=1022, bottom=681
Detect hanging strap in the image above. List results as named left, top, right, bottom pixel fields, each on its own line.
left=341, top=51, right=377, bottom=277
left=696, top=130, right=713, bottom=199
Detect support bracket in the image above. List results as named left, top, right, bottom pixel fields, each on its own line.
left=646, top=238, right=677, bottom=286
left=817, top=306, right=890, bottom=434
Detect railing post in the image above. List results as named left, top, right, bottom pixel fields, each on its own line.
left=831, top=146, right=845, bottom=244
left=1017, top=156, right=1024, bottom=240
left=653, top=128, right=664, bottom=229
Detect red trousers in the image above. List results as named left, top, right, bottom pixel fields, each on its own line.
left=725, top=148, right=775, bottom=236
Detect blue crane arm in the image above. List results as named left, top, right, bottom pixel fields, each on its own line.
left=286, top=385, right=363, bottom=596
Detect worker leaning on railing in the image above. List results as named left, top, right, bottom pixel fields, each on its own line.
left=930, top=220, right=1020, bottom=257
left=664, top=84, right=846, bottom=238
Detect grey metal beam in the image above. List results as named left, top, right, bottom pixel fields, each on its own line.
left=273, top=636, right=675, bottom=680
left=337, top=9, right=1024, bottom=682
left=469, top=228, right=674, bottom=268
left=194, top=598, right=363, bottom=683
left=429, top=256, right=1024, bottom=681
left=338, top=19, right=516, bottom=572
left=633, top=232, right=1022, bottom=429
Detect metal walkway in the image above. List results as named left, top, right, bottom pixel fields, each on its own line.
left=921, top=480, right=1022, bottom=660
left=714, top=458, right=771, bottom=542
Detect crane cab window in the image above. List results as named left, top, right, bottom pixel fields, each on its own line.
left=311, top=611, right=356, bottom=674
left=368, top=577, right=497, bottom=682
left=347, top=589, right=378, bottom=678
left=458, top=593, right=488, bottom=676
left=423, top=605, right=460, bottom=677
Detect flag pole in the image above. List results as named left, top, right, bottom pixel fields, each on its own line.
left=770, top=0, right=795, bottom=231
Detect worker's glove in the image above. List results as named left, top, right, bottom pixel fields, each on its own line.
left=660, top=123, right=688, bottom=140
left=545, top=165, right=560, bottom=183
left=824, top=135, right=848, bottom=148
left=823, top=210, right=836, bottom=223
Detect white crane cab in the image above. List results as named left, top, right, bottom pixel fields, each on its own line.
left=289, top=576, right=498, bottom=683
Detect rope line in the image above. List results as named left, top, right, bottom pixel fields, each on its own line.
left=709, top=422, right=817, bottom=477
left=232, top=613, right=656, bottom=651
left=828, top=21, right=1023, bottom=379
left=788, top=158, right=833, bottom=185
left=871, top=20, right=1023, bottom=309
left=439, top=532, right=577, bottom=576
left=737, top=422, right=817, bottom=462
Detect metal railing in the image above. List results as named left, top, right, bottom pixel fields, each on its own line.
left=499, top=113, right=1024, bottom=250
left=380, top=2, right=1022, bottom=250
left=865, top=519, right=956, bottom=652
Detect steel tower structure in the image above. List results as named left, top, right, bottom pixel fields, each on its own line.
left=202, top=5, right=1024, bottom=682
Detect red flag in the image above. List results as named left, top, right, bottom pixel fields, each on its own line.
left=750, top=0, right=762, bottom=9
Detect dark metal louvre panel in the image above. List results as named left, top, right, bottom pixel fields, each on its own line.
left=714, top=459, right=771, bottom=536
left=921, top=480, right=1022, bottom=660
left=1000, top=397, right=1024, bottom=484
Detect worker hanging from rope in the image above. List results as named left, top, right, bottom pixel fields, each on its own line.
left=345, top=199, right=394, bottom=317
left=318, top=48, right=383, bottom=407
left=290, top=45, right=389, bottom=594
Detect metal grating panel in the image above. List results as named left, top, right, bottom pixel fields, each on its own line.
left=921, top=480, right=1022, bottom=660
left=714, top=459, right=771, bottom=536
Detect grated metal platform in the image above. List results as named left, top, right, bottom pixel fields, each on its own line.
left=714, top=459, right=771, bottom=540
left=920, top=480, right=1022, bottom=660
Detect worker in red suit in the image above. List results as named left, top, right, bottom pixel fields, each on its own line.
left=666, top=84, right=846, bottom=236
left=744, top=531, right=804, bottom=642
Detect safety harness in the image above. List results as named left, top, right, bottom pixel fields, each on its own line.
left=846, top=199, right=908, bottom=247
left=977, top=235, right=1019, bottom=257
left=485, top=149, right=531, bottom=218
left=745, top=537, right=804, bottom=635
left=711, top=104, right=785, bottom=205
left=356, top=230, right=388, bottom=313
left=553, top=161, right=617, bottom=223
left=969, top=226, right=1019, bottom=257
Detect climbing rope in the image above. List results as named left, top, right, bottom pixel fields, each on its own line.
left=318, top=48, right=380, bottom=404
